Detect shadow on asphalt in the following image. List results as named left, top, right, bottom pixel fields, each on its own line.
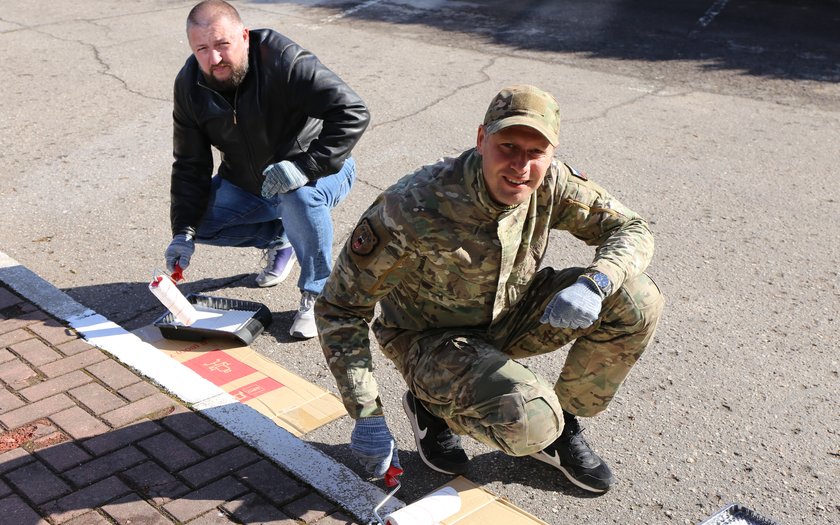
left=250, top=0, right=840, bottom=83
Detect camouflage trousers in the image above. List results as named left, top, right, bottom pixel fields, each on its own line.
left=378, top=267, right=664, bottom=457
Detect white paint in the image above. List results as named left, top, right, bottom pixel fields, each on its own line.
left=0, top=250, right=405, bottom=523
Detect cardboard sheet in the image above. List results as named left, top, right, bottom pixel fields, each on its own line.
left=438, top=477, right=549, bottom=525
left=134, top=325, right=346, bottom=436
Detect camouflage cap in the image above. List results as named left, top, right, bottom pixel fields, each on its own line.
left=482, top=84, right=560, bottom=146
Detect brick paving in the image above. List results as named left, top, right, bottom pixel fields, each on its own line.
left=0, top=285, right=360, bottom=524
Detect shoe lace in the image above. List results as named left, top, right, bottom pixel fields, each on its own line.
left=261, top=247, right=278, bottom=269
left=299, top=291, right=317, bottom=312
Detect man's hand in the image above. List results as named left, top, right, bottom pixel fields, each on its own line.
left=261, top=160, right=308, bottom=198
left=350, top=416, right=401, bottom=478
left=540, top=277, right=604, bottom=329
left=164, top=234, right=195, bottom=273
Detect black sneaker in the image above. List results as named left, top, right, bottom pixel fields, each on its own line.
left=530, top=415, right=616, bottom=493
left=402, top=391, right=469, bottom=475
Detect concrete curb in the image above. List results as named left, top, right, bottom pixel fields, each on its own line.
left=0, top=250, right=404, bottom=523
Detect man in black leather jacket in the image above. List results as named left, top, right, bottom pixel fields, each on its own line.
left=164, top=0, right=370, bottom=339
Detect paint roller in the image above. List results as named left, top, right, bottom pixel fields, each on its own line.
left=383, top=486, right=461, bottom=525
left=371, top=467, right=462, bottom=525
left=148, top=265, right=198, bottom=326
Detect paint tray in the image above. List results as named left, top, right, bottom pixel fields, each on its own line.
left=153, top=294, right=272, bottom=345
left=699, top=504, right=780, bottom=525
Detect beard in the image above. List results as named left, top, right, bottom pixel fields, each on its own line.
left=203, top=59, right=249, bottom=92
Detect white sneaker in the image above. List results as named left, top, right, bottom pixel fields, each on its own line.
left=289, top=291, right=318, bottom=339
left=256, top=244, right=296, bottom=287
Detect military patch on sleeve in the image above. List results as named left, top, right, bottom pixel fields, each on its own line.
left=350, top=218, right=379, bottom=256
left=566, top=163, right=588, bottom=181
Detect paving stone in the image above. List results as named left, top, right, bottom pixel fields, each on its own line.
left=69, top=382, right=125, bottom=414
left=0, top=328, right=34, bottom=349
left=20, top=370, right=93, bottom=402
left=0, top=447, right=34, bottom=475
left=159, top=405, right=217, bottom=441
left=35, top=441, right=92, bottom=472
left=51, top=406, right=110, bottom=440
left=163, top=476, right=248, bottom=523
left=236, top=460, right=308, bottom=505
left=27, top=319, right=77, bottom=346
left=138, top=431, right=203, bottom=471
left=0, top=494, right=49, bottom=525
left=44, top=476, right=132, bottom=523
left=82, top=419, right=163, bottom=456
left=118, top=381, right=159, bottom=401
left=40, top=348, right=108, bottom=378
left=0, top=387, right=25, bottom=414
left=223, top=492, right=297, bottom=524
left=0, top=478, right=11, bottom=498
left=102, top=393, right=178, bottom=428
left=63, top=510, right=113, bottom=525
left=56, top=338, right=96, bottom=356
left=64, top=446, right=146, bottom=487
left=0, top=394, right=75, bottom=429
left=101, top=493, right=173, bottom=525
left=191, top=429, right=240, bottom=456
left=121, top=460, right=191, bottom=505
left=281, top=492, right=335, bottom=523
left=5, top=459, right=72, bottom=504
left=85, top=359, right=142, bottom=389
left=185, top=509, right=237, bottom=524
left=180, top=446, right=260, bottom=488
left=0, top=357, right=39, bottom=389
left=0, top=348, right=15, bottom=364
left=315, top=512, right=360, bottom=525
left=0, top=288, right=23, bottom=310
left=11, top=338, right=61, bottom=366
left=0, top=314, right=42, bottom=335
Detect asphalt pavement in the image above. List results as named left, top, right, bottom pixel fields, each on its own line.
left=1, top=1, right=838, bottom=524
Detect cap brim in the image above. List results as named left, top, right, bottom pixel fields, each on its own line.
left=484, top=116, right=558, bottom=147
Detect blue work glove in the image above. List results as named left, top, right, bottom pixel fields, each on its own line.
left=164, top=234, right=195, bottom=273
left=350, top=416, right=401, bottom=478
left=540, top=277, right=603, bottom=329
left=261, top=160, right=308, bottom=198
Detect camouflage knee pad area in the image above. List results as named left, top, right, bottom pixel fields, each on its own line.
left=405, top=335, right=563, bottom=456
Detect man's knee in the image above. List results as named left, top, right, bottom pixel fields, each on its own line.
left=604, top=272, right=664, bottom=331
left=451, top=360, right=563, bottom=456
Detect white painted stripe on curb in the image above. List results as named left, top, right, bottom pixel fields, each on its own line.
left=196, top=393, right=404, bottom=521
left=0, top=251, right=404, bottom=522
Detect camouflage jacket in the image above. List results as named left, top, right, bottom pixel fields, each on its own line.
left=315, top=149, right=654, bottom=418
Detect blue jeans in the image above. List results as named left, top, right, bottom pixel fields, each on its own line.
left=195, top=157, right=355, bottom=295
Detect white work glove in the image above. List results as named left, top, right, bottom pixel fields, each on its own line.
left=261, top=160, right=308, bottom=198
left=540, top=277, right=603, bottom=329
left=350, top=416, right=401, bottom=479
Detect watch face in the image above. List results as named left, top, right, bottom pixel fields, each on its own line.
left=592, top=272, right=610, bottom=290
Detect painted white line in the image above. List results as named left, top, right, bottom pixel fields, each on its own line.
left=695, top=0, right=730, bottom=30
left=0, top=250, right=404, bottom=523
left=322, top=0, right=385, bottom=24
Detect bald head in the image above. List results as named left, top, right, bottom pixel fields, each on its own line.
left=187, top=0, right=243, bottom=32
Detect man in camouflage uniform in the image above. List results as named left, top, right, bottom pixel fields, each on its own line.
left=315, top=85, right=664, bottom=493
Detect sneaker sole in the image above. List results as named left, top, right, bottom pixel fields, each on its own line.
left=401, top=393, right=465, bottom=476
left=530, top=452, right=610, bottom=493
left=256, top=253, right=297, bottom=288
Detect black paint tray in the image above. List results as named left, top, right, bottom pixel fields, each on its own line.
left=153, top=294, right=272, bottom=345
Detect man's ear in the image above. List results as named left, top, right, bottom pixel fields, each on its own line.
left=242, top=27, right=249, bottom=43
left=476, top=125, right=486, bottom=154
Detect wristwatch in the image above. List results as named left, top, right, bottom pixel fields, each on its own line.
left=581, top=271, right=611, bottom=298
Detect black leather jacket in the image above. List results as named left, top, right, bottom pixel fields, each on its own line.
left=170, top=29, right=370, bottom=236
